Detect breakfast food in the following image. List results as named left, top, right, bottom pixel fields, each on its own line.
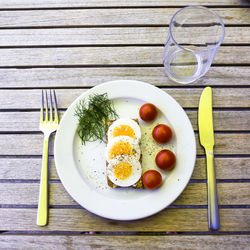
left=139, top=103, right=158, bottom=121
left=75, top=93, right=118, bottom=144
left=107, top=156, right=142, bottom=187
left=107, top=118, right=141, bottom=142
left=142, top=170, right=162, bottom=190
left=106, top=136, right=141, bottom=161
left=152, top=124, right=172, bottom=144
left=106, top=118, right=143, bottom=188
left=75, top=97, right=177, bottom=191
left=155, top=149, right=176, bottom=171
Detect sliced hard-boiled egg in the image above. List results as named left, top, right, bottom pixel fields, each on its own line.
left=106, top=136, right=141, bottom=161
left=107, top=118, right=141, bottom=142
left=107, top=156, right=142, bottom=187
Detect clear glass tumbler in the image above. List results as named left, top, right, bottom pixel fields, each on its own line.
left=163, top=6, right=225, bottom=84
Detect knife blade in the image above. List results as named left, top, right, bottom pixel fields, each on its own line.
left=198, top=87, right=220, bottom=231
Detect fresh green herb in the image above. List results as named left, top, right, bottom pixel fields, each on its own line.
left=75, top=93, right=118, bottom=144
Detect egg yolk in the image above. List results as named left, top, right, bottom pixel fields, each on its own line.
left=109, top=141, right=134, bottom=159
left=112, top=125, right=136, bottom=139
left=114, top=162, right=132, bottom=180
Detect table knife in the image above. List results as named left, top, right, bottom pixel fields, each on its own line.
left=198, top=87, right=220, bottom=230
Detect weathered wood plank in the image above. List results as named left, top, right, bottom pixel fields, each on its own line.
left=0, top=46, right=249, bottom=67
left=192, top=157, right=250, bottom=179
left=0, top=133, right=249, bottom=155
left=0, top=67, right=249, bottom=88
left=186, top=110, right=250, bottom=131
left=0, top=88, right=249, bottom=109
left=0, top=27, right=248, bottom=46
left=0, top=1, right=248, bottom=241
left=0, top=158, right=44, bottom=180
left=0, top=208, right=249, bottom=231
left=0, top=182, right=249, bottom=206
left=0, top=157, right=249, bottom=180
left=0, top=9, right=248, bottom=27
left=1, top=0, right=248, bottom=8
left=1, top=110, right=249, bottom=132
left=174, top=183, right=250, bottom=206
left=0, top=235, right=249, bottom=250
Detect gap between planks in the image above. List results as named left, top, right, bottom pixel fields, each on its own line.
left=0, top=6, right=250, bottom=10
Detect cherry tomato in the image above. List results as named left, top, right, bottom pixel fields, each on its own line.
left=142, top=170, right=162, bottom=190
left=155, top=150, right=176, bottom=171
left=139, top=103, right=157, bottom=122
left=152, top=124, right=172, bottom=144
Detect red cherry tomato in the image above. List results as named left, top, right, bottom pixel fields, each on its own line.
left=139, top=103, right=157, bottom=122
left=152, top=124, right=172, bottom=144
left=142, top=170, right=162, bottom=190
left=155, top=150, right=176, bottom=171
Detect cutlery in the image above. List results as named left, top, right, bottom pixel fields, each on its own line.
left=37, top=90, right=59, bottom=226
left=198, top=87, right=220, bottom=230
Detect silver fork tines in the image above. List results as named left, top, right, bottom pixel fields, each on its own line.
left=53, top=90, right=59, bottom=123
left=37, top=89, right=59, bottom=226
left=40, top=90, right=59, bottom=130
left=45, top=90, right=48, bottom=122
left=49, top=90, right=53, bottom=122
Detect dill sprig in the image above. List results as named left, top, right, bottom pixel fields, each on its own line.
left=75, top=93, right=118, bottom=144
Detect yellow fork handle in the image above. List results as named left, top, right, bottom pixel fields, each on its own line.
left=206, top=151, right=220, bottom=230
left=37, top=135, right=49, bottom=226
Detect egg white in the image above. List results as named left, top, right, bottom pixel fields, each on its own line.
left=106, top=136, right=141, bottom=161
left=107, top=156, right=142, bottom=187
left=107, top=118, right=141, bottom=142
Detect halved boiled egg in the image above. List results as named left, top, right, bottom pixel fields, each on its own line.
left=106, top=136, right=141, bottom=161
left=107, top=118, right=141, bottom=142
left=107, top=156, right=142, bottom=187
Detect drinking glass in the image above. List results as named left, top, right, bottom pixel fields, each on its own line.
left=163, top=6, right=225, bottom=84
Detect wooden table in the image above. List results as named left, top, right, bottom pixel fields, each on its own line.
left=0, top=1, right=249, bottom=249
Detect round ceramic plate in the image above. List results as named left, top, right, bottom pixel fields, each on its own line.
left=54, top=80, right=196, bottom=220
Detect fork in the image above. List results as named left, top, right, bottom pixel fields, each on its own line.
left=37, top=90, right=59, bottom=226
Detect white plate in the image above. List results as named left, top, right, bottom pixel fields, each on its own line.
left=54, top=80, right=196, bottom=220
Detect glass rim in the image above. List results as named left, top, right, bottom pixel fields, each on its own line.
left=169, top=5, right=225, bottom=53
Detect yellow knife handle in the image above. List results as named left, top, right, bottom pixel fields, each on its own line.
left=206, top=150, right=220, bottom=230
left=37, top=136, right=49, bottom=226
